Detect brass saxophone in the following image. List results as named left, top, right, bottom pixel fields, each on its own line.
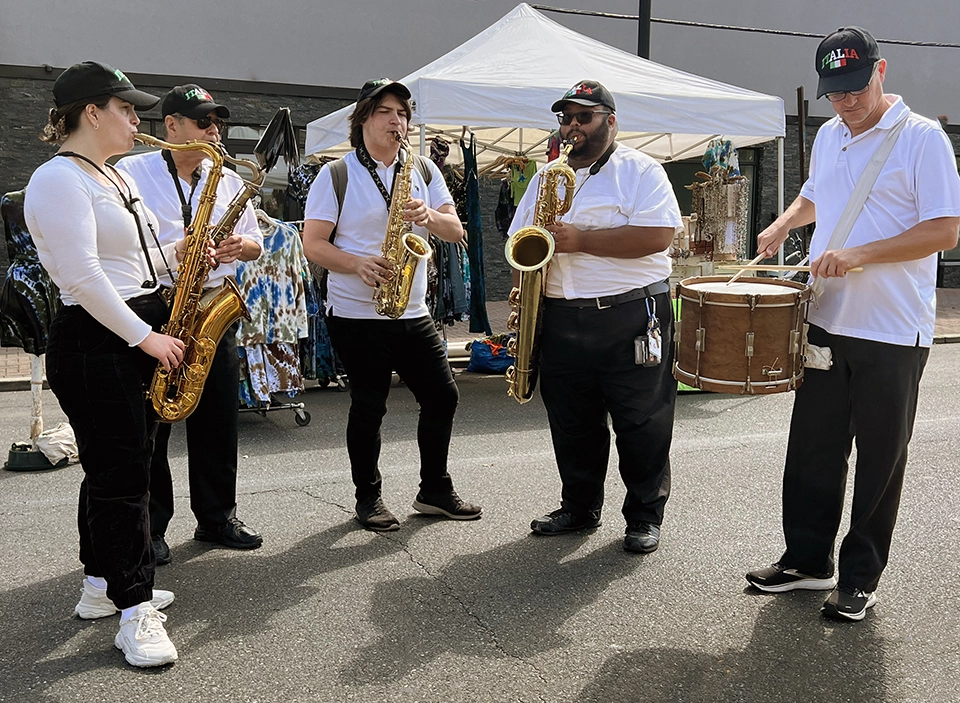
left=373, top=135, right=433, bottom=319
left=134, top=133, right=256, bottom=422
left=504, top=140, right=576, bottom=403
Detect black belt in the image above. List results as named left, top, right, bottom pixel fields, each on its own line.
left=545, top=281, right=670, bottom=309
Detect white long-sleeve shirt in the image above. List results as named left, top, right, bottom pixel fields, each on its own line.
left=24, top=156, right=178, bottom=346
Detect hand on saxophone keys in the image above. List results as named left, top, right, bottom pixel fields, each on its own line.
left=138, top=332, right=185, bottom=372
left=214, top=233, right=245, bottom=265
left=545, top=221, right=583, bottom=253
left=354, top=255, right=395, bottom=288
left=402, top=198, right=430, bottom=228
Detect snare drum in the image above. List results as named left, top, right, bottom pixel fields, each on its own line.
left=674, top=276, right=810, bottom=394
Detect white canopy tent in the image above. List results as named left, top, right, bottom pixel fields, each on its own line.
left=305, top=3, right=785, bottom=172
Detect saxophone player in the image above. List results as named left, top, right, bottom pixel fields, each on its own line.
left=24, top=61, right=183, bottom=667
left=508, top=80, right=682, bottom=553
left=117, top=84, right=263, bottom=563
left=303, top=78, right=481, bottom=531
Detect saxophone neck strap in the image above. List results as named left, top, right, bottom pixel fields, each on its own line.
left=56, top=151, right=164, bottom=288
left=356, top=141, right=401, bottom=209
left=162, top=149, right=202, bottom=228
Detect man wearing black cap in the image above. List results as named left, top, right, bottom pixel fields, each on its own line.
left=302, top=78, right=482, bottom=531
left=746, top=27, right=960, bottom=621
left=117, top=84, right=264, bottom=561
left=509, top=80, right=682, bottom=554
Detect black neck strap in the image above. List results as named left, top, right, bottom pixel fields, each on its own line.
left=589, top=140, right=618, bottom=176
left=356, top=141, right=402, bottom=210
left=57, top=151, right=171, bottom=288
left=161, top=149, right=202, bottom=228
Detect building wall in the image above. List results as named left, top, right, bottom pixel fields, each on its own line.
left=3, top=0, right=958, bottom=119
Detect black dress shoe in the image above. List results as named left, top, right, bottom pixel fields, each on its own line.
left=152, top=534, right=171, bottom=566
left=194, top=517, right=263, bottom=550
left=624, top=523, right=660, bottom=553
left=530, top=508, right=601, bottom=535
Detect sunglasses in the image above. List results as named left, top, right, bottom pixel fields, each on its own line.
left=557, top=110, right=612, bottom=126
left=193, top=115, right=226, bottom=130
left=825, top=64, right=879, bottom=103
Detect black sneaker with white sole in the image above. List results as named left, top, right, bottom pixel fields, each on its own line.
left=821, top=584, right=877, bottom=621
left=745, top=562, right=838, bottom=592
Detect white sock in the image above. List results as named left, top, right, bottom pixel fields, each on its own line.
left=120, top=603, right=149, bottom=622
left=86, top=576, right=108, bottom=591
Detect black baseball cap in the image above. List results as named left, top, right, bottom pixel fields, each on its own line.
left=53, top=61, right=159, bottom=109
left=816, top=27, right=882, bottom=99
left=161, top=84, right=230, bottom=119
left=551, top=80, right=616, bottom=113
left=357, top=78, right=411, bottom=103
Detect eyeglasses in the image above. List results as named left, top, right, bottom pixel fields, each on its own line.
left=556, top=110, right=612, bottom=126
left=192, top=115, right=226, bottom=130
left=824, top=64, right=879, bottom=103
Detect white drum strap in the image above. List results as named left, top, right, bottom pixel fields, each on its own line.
left=811, top=113, right=909, bottom=300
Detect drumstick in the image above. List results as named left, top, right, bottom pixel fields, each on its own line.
left=725, top=253, right=765, bottom=286
left=717, top=265, right=864, bottom=272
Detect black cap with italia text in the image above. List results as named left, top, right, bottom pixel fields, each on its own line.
left=816, top=27, right=882, bottom=99
left=357, top=78, right=411, bottom=104
left=160, top=84, right=230, bottom=119
left=551, top=80, right=616, bottom=113
left=53, top=61, right=159, bottom=109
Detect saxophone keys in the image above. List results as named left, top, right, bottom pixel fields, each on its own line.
left=507, top=311, right=520, bottom=331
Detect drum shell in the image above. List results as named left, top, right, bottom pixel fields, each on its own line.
left=674, top=276, right=810, bottom=395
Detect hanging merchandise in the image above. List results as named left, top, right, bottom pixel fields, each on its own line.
left=684, top=139, right=750, bottom=262
left=235, top=212, right=310, bottom=405
left=460, top=133, right=492, bottom=335
left=0, top=190, right=60, bottom=356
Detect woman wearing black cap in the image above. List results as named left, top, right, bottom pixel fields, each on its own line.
left=23, top=61, right=187, bottom=667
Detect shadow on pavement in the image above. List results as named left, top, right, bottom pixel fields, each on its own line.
left=576, top=595, right=890, bottom=703
left=340, top=533, right=642, bottom=684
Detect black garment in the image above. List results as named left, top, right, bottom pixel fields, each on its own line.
left=779, top=324, right=928, bottom=592
left=460, top=135, right=491, bottom=335
left=325, top=314, right=458, bottom=501
left=150, top=320, right=241, bottom=534
left=46, top=291, right=168, bottom=610
left=0, top=190, right=60, bottom=355
left=539, top=292, right=676, bottom=525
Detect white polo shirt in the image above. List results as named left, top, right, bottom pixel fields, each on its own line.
left=509, top=143, right=681, bottom=299
left=800, top=96, right=960, bottom=346
left=116, top=150, right=262, bottom=289
left=304, top=150, right=453, bottom=319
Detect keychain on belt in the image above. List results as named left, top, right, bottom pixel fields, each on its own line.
left=634, top=297, right=662, bottom=367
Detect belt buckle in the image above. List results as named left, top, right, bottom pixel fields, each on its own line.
left=596, top=297, right=612, bottom=310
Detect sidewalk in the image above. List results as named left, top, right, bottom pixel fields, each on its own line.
left=2, top=292, right=958, bottom=390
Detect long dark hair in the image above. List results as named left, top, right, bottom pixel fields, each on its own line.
left=348, top=91, right=412, bottom=148
left=40, top=96, right=112, bottom=143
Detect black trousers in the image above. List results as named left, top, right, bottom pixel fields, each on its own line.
left=150, top=321, right=240, bottom=535
left=780, top=324, right=928, bottom=592
left=46, top=292, right=167, bottom=610
left=539, top=292, right=676, bottom=526
left=326, top=314, right=458, bottom=501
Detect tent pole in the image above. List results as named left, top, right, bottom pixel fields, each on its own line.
left=777, top=136, right=785, bottom=265
left=420, top=124, right=426, bottom=156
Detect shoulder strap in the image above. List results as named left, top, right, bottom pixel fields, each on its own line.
left=327, top=158, right=349, bottom=244
left=811, top=113, right=909, bottom=298
left=413, top=154, right=433, bottom=186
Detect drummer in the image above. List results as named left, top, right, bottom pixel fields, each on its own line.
left=507, top=80, right=683, bottom=553
left=746, top=27, right=960, bottom=621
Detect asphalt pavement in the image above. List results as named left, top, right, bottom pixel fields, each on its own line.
left=1, top=340, right=959, bottom=702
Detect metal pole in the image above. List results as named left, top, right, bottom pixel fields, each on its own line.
left=777, top=136, right=785, bottom=265
left=638, top=0, right=651, bottom=58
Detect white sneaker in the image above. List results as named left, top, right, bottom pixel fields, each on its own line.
left=74, top=579, right=175, bottom=619
left=114, top=604, right=178, bottom=667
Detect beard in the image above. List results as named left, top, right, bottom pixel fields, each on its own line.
left=567, top=118, right=611, bottom=164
